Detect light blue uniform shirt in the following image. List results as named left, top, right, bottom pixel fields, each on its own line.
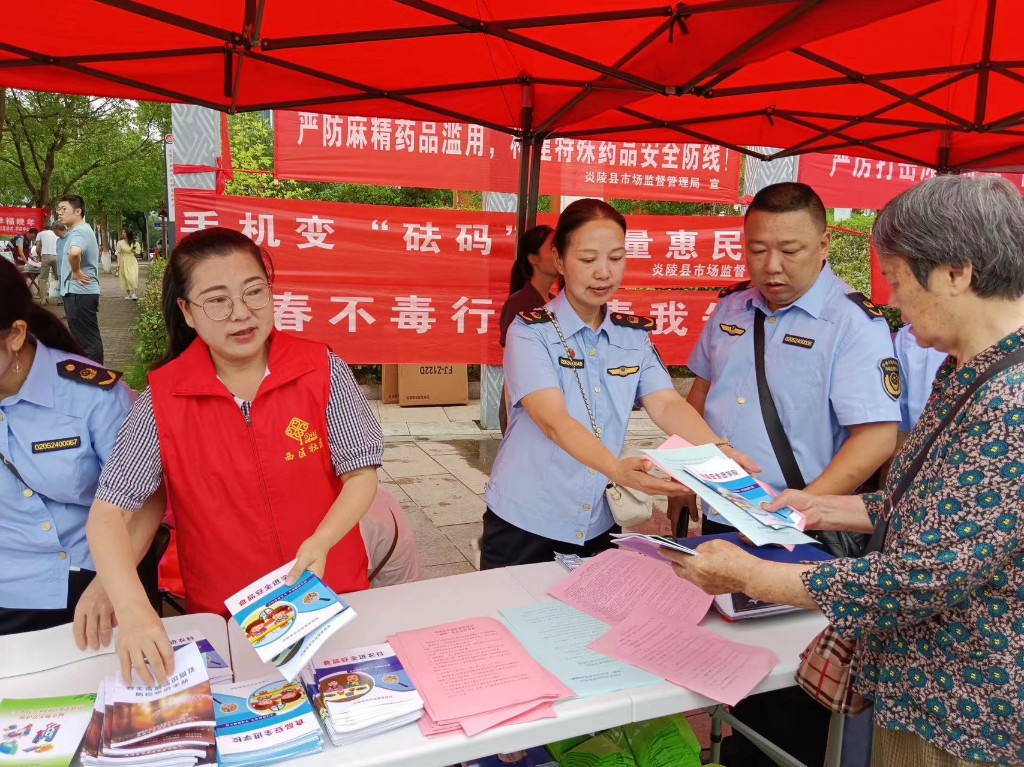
left=59, top=222, right=100, bottom=296
left=688, top=265, right=900, bottom=520
left=486, top=290, right=673, bottom=544
left=893, top=324, right=947, bottom=432
left=0, top=342, right=134, bottom=609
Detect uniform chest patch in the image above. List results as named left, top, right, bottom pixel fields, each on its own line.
left=32, top=436, right=82, bottom=454
left=880, top=357, right=902, bottom=400
left=719, top=323, right=746, bottom=336
left=782, top=334, right=815, bottom=349
left=559, top=356, right=585, bottom=369
left=607, top=365, right=640, bottom=377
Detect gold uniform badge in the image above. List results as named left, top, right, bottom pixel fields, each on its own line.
left=607, top=366, right=640, bottom=377
left=719, top=323, right=745, bottom=336
left=880, top=357, right=902, bottom=401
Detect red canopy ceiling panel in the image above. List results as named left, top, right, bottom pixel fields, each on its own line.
left=0, top=0, right=937, bottom=136
left=559, top=0, right=1024, bottom=171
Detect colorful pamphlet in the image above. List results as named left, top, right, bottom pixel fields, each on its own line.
left=224, top=561, right=356, bottom=682
left=0, top=694, right=96, bottom=767
left=212, top=676, right=322, bottom=767
left=643, top=443, right=815, bottom=547
left=80, top=643, right=216, bottom=767
left=302, top=643, right=424, bottom=746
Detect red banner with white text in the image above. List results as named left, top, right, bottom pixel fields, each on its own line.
left=0, top=207, right=45, bottom=237
left=274, top=111, right=741, bottom=204
left=175, top=190, right=735, bottom=364
left=798, top=153, right=1024, bottom=209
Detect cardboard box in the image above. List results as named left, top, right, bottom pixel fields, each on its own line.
left=398, top=364, right=469, bottom=407
left=381, top=364, right=399, bottom=404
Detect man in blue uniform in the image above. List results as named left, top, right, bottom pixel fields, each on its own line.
left=894, top=323, right=946, bottom=435
left=684, top=182, right=900, bottom=766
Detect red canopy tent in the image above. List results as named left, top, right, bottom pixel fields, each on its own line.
left=555, top=0, right=1024, bottom=172
left=0, top=1, right=934, bottom=229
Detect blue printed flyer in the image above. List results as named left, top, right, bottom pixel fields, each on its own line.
left=224, top=561, right=357, bottom=681
left=212, top=677, right=321, bottom=766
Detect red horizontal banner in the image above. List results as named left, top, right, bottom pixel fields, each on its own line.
left=0, top=207, right=45, bottom=237
left=798, top=153, right=1024, bottom=210
left=273, top=111, right=741, bottom=204
left=175, top=190, right=731, bottom=364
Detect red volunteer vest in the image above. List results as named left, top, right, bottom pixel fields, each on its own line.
left=149, top=331, right=369, bottom=616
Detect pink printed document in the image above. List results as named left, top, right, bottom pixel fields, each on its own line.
left=547, top=548, right=714, bottom=626
left=388, top=617, right=574, bottom=738
left=589, top=608, right=779, bottom=706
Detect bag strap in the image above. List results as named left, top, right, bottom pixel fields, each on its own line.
left=753, top=309, right=807, bottom=490
left=868, top=345, right=1024, bottom=553
left=547, top=309, right=601, bottom=440
left=367, top=509, right=400, bottom=584
left=0, top=448, right=35, bottom=493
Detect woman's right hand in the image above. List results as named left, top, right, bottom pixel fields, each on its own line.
left=115, top=604, right=175, bottom=686
left=763, top=489, right=832, bottom=530
left=613, top=456, right=686, bottom=497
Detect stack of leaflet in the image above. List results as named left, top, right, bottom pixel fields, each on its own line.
left=388, top=618, right=575, bottom=738
left=225, top=560, right=357, bottom=682
left=80, top=642, right=216, bottom=767
left=302, top=643, right=424, bottom=745
left=211, top=676, right=322, bottom=767
left=169, top=631, right=232, bottom=686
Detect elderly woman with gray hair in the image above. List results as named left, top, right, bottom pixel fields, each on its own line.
left=662, top=174, right=1024, bottom=767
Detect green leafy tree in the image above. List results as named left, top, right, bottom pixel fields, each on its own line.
left=0, top=91, right=169, bottom=250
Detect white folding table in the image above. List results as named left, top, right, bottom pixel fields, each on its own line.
left=1, top=563, right=839, bottom=767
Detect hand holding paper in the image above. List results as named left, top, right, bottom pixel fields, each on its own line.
left=658, top=538, right=761, bottom=596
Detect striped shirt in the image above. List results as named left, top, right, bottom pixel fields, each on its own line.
left=96, top=351, right=382, bottom=511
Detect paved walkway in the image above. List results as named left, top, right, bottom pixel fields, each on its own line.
left=75, top=263, right=678, bottom=576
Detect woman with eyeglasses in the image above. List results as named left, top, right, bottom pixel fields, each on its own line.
left=0, top=258, right=164, bottom=641
left=86, top=227, right=383, bottom=685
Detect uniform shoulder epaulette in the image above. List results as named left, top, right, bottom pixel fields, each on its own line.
left=56, top=359, right=123, bottom=389
left=610, top=312, right=655, bottom=331
left=845, top=291, right=886, bottom=320
left=516, top=308, right=552, bottom=325
left=718, top=280, right=751, bottom=299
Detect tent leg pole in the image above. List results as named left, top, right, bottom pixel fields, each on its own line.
left=526, top=132, right=543, bottom=230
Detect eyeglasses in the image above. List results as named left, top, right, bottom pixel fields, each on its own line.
left=187, top=282, right=272, bottom=321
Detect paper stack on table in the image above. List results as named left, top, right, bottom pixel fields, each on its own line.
left=80, top=642, right=216, bottom=767
left=211, top=676, right=322, bottom=767
left=545, top=548, right=780, bottom=706
left=387, top=618, right=575, bottom=738
left=225, top=561, right=356, bottom=682
left=0, top=693, right=97, bottom=767
left=500, top=601, right=662, bottom=699
left=589, top=608, right=779, bottom=706
left=168, top=631, right=232, bottom=686
left=301, top=642, right=424, bottom=746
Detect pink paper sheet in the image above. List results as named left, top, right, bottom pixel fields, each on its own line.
left=547, top=548, right=714, bottom=626
left=418, top=702, right=557, bottom=739
left=389, top=617, right=573, bottom=735
left=589, top=607, right=779, bottom=706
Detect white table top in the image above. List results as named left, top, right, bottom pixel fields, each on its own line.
left=0, top=613, right=230, bottom=697
left=1, top=563, right=827, bottom=767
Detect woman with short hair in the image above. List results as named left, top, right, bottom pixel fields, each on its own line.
left=664, top=175, right=1024, bottom=767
